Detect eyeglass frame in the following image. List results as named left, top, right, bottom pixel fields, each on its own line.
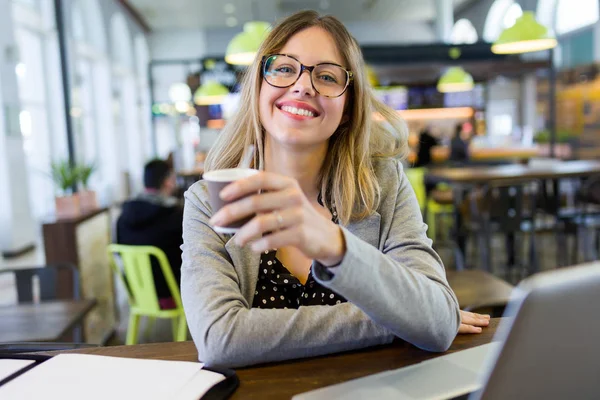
left=261, top=53, right=354, bottom=98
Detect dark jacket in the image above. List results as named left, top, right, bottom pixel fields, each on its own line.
left=415, top=131, right=439, bottom=167
left=116, top=193, right=184, bottom=299
left=449, top=136, right=469, bottom=163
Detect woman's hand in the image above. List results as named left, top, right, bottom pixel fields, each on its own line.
left=458, top=310, right=490, bottom=334
left=209, top=171, right=346, bottom=266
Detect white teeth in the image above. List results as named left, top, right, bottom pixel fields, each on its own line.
left=281, top=105, right=315, bottom=117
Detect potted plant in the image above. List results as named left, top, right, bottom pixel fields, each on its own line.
left=77, top=163, right=98, bottom=212
left=50, top=160, right=80, bottom=218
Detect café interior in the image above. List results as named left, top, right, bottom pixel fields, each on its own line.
left=1, top=0, right=600, bottom=398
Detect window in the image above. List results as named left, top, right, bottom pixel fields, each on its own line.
left=483, top=0, right=523, bottom=42
left=503, top=3, right=523, bottom=29
left=14, top=26, right=55, bottom=218
left=450, top=19, right=478, bottom=44
left=556, top=0, right=599, bottom=35
left=536, top=0, right=557, bottom=33
left=11, top=0, right=39, bottom=10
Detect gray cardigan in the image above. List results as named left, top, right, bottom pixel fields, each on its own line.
left=181, top=159, right=461, bottom=368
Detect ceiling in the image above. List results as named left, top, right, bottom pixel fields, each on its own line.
left=126, top=0, right=474, bottom=31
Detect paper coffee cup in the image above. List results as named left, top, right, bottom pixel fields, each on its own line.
left=203, top=168, right=259, bottom=234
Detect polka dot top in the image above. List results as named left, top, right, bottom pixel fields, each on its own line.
left=251, top=198, right=347, bottom=309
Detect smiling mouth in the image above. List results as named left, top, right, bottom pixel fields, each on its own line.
left=278, top=105, right=319, bottom=118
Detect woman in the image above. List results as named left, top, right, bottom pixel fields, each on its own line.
left=181, top=11, right=488, bottom=368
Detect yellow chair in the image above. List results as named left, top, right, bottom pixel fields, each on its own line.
left=405, top=167, right=454, bottom=242
left=107, top=244, right=187, bottom=345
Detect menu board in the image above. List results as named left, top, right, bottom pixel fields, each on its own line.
left=374, top=84, right=485, bottom=110
left=444, top=84, right=485, bottom=108
left=373, top=86, right=408, bottom=110
left=408, top=87, right=445, bottom=109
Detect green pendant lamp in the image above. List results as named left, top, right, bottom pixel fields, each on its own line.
left=225, top=21, right=271, bottom=65
left=437, top=67, right=474, bottom=93
left=194, top=81, right=230, bottom=105
left=492, top=11, right=557, bottom=54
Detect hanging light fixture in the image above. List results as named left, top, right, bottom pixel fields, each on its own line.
left=225, top=21, right=271, bottom=65
left=492, top=11, right=557, bottom=54
left=194, top=81, right=230, bottom=105
left=437, top=67, right=474, bottom=93
left=437, top=47, right=474, bottom=93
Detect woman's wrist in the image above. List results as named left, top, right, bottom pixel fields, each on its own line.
left=316, top=225, right=346, bottom=267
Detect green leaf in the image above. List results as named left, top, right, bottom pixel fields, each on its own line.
left=50, top=161, right=78, bottom=194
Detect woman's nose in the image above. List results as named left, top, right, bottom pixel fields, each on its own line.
left=291, top=70, right=316, bottom=96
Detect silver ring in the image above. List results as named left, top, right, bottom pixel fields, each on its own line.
left=274, top=211, right=284, bottom=230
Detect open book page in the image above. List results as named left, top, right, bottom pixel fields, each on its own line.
left=0, top=354, right=225, bottom=400
left=0, top=360, right=35, bottom=382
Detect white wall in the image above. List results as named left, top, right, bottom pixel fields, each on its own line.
left=197, top=20, right=436, bottom=56
left=346, top=21, right=437, bottom=44
left=150, top=30, right=207, bottom=60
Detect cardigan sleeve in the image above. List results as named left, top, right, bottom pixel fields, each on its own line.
left=313, top=161, right=461, bottom=352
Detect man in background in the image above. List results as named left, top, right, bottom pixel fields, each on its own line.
left=449, top=123, right=470, bottom=164
left=116, top=159, right=183, bottom=309
left=414, top=127, right=439, bottom=168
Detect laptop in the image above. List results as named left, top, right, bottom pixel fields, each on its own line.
left=294, top=262, right=600, bottom=400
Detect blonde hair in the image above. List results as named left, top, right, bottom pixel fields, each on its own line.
left=205, top=10, right=408, bottom=224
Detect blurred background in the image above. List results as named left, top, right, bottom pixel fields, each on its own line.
left=1, top=0, right=600, bottom=346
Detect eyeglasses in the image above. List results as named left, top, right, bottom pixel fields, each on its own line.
left=262, top=54, right=353, bottom=98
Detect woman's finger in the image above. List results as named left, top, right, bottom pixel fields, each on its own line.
left=460, top=310, right=490, bottom=327
left=250, top=226, right=302, bottom=253
left=235, top=208, right=302, bottom=246
left=220, top=172, right=295, bottom=201
left=210, top=189, right=301, bottom=227
left=458, top=323, right=483, bottom=334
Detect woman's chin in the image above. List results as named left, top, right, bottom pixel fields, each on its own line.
left=269, top=130, right=319, bottom=147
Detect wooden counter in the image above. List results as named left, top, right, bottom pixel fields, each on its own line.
left=42, top=207, right=116, bottom=344
left=408, top=144, right=572, bottom=164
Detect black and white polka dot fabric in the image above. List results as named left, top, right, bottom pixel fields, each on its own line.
left=251, top=249, right=346, bottom=308
left=251, top=197, right=346, bottom=309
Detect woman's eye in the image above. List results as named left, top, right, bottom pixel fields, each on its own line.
left=318, top=74, right=338, bottom=83
left=275, top=66, right=295, bottom=74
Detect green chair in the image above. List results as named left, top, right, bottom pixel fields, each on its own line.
left=405, top=167, right=454, bottom=242
left=107, top=244, right=187, bottom=345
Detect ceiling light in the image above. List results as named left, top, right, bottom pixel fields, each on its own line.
left=225, top=21, right=271, bottom=65
left=224, top=4, right=236, bottom=13
left=492, top=11, right=557, bottom=54
left=194, top=81, right=230, bottom=105
left=437, top=67, right=474, bottom=93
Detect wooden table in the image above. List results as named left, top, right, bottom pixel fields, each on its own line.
left=426, top=160, right=600, bottom=270
left=43, top=319, right=501, bottom=399
left=0, top=299, right=96, bottom=343
left=447, top=270, right=514, bottom=311
left=427, top=159, right=600, bottom=185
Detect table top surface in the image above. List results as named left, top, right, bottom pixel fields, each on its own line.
left=427, top=160, right=600, bottom=184
left=0, top=299, right=96, bottom=343
left=446, top=270, right=514, bottom=310
left=44, top=318, right=501, bottom=399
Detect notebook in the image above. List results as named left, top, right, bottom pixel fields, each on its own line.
left=0, top=353, right=238, bottom=400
